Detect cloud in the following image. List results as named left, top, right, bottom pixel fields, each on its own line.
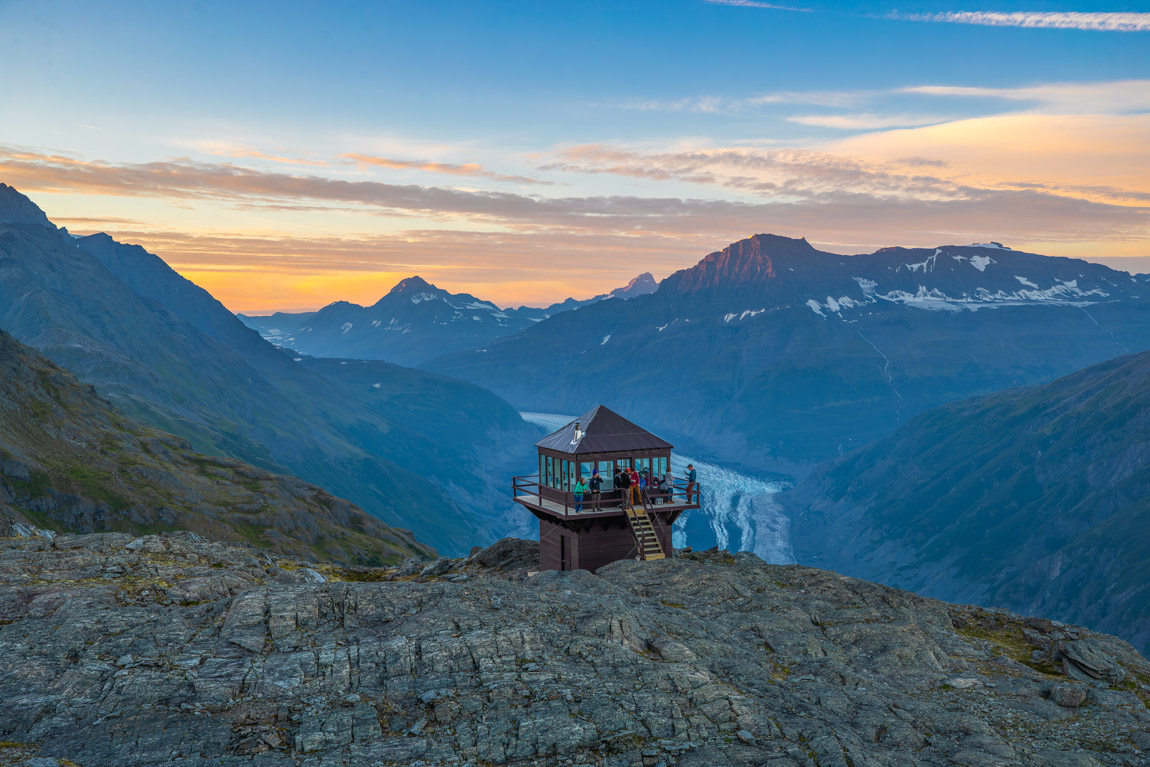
left=704, top=0, right=811, bottom=11
left=891, top=11, right=1150, bottom=33
left=6, top=138, right=1147, bottom=313
left=339, top=153, right=548, bottom=184
left=209, top=148, right=330, bottom=166
left=787, top=113, right=952, bottom=130
left=902, top=79, right=1150, bottom=115
left=607, top=89, right=869, bottom=115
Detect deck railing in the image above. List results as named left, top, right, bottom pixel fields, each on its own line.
left=512, top=474, right=700, bottom=516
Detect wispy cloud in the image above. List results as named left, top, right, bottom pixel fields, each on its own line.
left=212, top=148, right=330, bottom=166
left=788, top=113, right=952, bottom=130
left=902, top=79, right=1150, bottom=114
left=704, top=0, right=811, bottom=11
left=339, top=153, right=548, bottom=184
left=892, top=11, right=1150, bottom=33
left=609, top=89, right=869, bottom=115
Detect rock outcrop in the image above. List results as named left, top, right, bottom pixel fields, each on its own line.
left=1, top=533, right=1147, bottom=766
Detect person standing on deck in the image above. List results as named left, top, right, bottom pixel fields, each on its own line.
left=590, top=468, right=602, bottom=510
left=573, top=476, right=588, bottom=513
left=685, top=464, right=698, bottom=504
left=617, top=467, right=632, bottom=509
left=629, top=466, right=642, bottom=507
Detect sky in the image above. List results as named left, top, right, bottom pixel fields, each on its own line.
left=1, top=0, right=1148, bottom=313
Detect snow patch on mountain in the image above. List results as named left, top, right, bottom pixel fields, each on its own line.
left=807, top=296, right=861, bottom=317
left=723, top=308, right=766, bottom=323
left=1015, top=276, right=1039, bottom=289
left=600, top=334, right=611, bottom=345
left=341, top=322, right=353, bottom=333
left=901, top=251, right=940, bottom=274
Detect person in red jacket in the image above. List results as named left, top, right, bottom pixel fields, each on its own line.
left=629, top=466, right=641, bottom=507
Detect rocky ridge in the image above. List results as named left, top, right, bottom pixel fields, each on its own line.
left=0, top=532, right=1147, bottom=766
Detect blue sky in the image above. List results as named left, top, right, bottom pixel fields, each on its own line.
left=1, top=0, right=1148, bottom=310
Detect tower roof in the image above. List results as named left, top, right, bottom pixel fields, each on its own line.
left=535, top=405, right=673, bottom=455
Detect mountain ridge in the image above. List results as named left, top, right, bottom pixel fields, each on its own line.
left=0, top=185, right=534, bottom=554
left=425, top=233, right=1150, bottom=471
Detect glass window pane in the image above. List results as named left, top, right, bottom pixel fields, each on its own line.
left=598, top=460, right=611, bottom=478
left=580, top=462, right=592, bottom=478
left=547, top=457, right=555, bottom=487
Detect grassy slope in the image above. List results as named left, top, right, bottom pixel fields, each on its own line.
left=0, top=329, right=434, bottom=566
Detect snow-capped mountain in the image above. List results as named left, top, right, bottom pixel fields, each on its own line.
left=253, top=276, right=535, bottom=366
left=244, top=273, right=660, bottom=366
left=505, top=272, right=659, bottom=321
left=426, top=234, right=1150, bottom=471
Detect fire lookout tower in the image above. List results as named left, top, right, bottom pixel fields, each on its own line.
left=513, top=405, right=701, bottom=572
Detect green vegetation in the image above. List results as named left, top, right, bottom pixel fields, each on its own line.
left=62, top=464, right=131, bottom=511
left=6, top=469, right=52, bottom=499
left=953, top=610, right=1062, bottom=677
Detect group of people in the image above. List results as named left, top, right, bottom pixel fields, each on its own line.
left=571, top=463, right=697, bottom=513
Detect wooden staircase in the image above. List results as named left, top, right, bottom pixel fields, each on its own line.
left=625, top=494, right=665, bottom=561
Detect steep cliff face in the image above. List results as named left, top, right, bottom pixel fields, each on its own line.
left=0, top=329, right=432, bottom=565
left=785, top=349, right=1150, bottom=655
left=0, top=533, right=1147, bottom=766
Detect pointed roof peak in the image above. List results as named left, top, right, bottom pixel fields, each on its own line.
left=536, top=405, right=673, bottom=454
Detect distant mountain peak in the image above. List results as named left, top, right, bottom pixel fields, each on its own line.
left=663, top=233, right=820, bottom=293
left=609, top=272, right=658, bottom=300
left=387, top=275, right=438, bottom=295
left=0, top=183, right=53, bottom=228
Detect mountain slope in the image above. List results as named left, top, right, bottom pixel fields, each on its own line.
left=0, top=329, right=431, bottom=565
left=0, top=184, right=535, bottom=554
left=235, top=310, right=315, bottom=347
left=426, top=234, right=1150, bottom=471
left=784, top=349, right=1150, bottom=655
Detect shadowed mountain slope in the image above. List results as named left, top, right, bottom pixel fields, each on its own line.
left=784, top=349, right=1150, bottom=655
left=0, top=329, right=431, bottom=565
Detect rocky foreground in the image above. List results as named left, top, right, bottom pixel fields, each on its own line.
left=1, top=533, right=1148, bottom=767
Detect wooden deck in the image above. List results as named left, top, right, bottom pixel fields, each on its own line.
left=514, top=493, right=698, bottom=520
